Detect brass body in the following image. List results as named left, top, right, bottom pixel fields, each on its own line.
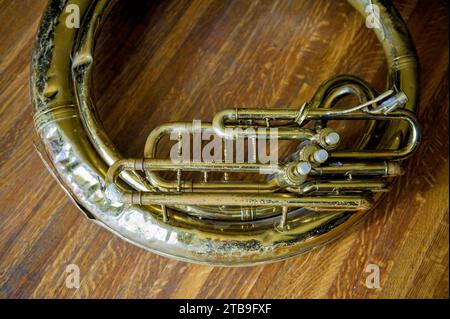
left=31, top=0, right=420, bottom=265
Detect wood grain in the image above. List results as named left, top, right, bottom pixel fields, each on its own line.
left=0, top=0, right=448, bottom=299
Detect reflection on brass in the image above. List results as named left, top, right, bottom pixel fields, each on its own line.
left=31, top=0, right=420, bottom=265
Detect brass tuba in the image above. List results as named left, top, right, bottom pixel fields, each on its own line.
left=31, top=0, right=420, bottom=265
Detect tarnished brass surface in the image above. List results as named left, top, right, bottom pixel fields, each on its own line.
left=30, top=0, right=419, bottom=265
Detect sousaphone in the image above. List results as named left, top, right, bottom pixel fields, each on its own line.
left=31, top=0, right=420, bottom=265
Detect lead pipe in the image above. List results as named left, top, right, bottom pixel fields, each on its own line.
left=105, top=184, right=372, bottom=210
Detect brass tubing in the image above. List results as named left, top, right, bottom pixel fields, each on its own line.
left=287, top=180, right=390, bottom=195
left=140, top=107, right=417, bottom=195
left=184, top=205, right=282, bottom=221
left=348, top=0, right=419, bottom=113
left=143, top=160, right=284, bottom=174
left=105, top=158, right=284, bottom=220
left=306, top=75, right=378, bottom=149
left=306, top=109, right=420, bottom=160
left=141, top=119, right=307, bottom=193
left=106, top=160, right=394, bottom=197
left=143, top=122, right=212, bottom=158
left=107, top=158, right=282, bottom=193
left=108, top=159, right=284, bottom=176
left=143, top=160, right=283, bottom=192
left=71, top=0, right=152, bottom=192
left=212, top=109, right=316, bottom=140
left=143, top=122, right=285, bottom=192
left=310, top=162, right=403, bottom=177
left=114, top=190, right=372, bottom=210
left=309, top=75, right=377, bottom=109
left=148, top=178, right=280, bottom=193
left=279, top=207, right=289, bottom=228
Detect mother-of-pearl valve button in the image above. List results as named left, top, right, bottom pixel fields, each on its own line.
left=325, top=132, right=340, bottom=146
left=313, top=149, right=329, bottom=163
left=296, top=162, right=312, bottom=176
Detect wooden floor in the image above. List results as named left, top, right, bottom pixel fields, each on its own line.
left=0, top=0, right=448, bottom=298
